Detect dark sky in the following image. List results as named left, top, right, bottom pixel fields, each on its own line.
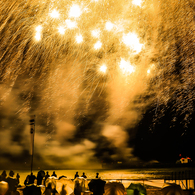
left=0, top=0, right=195, bottom=170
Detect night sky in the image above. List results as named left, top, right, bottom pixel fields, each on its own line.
left=0, top=0, right=195, bottom=170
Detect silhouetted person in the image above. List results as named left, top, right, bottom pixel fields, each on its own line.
left=74, top=172, right=79, bottom=179
left=24, top=173, right=36, bottom=186
left=0, top=171, right=7, bottom=182
left=5, top=171, right=18, bottom=195
left=16, top=174, right=20, bottom=186
left=51, top=171, right=57, bottom=178
left=44, top=183, right=58, bottom=195
left=95, top=173, right=99, bottom=179
left=28, top=173, right=36, bottom=185
left=37, top=170, right=45, bottom=185
left=88, top=179, right=106, bottom=195
left=23, top=183, right=41, bottom=195
left=44, top=172, right=50, bottom=185
left=60, top=184, right=67, bottom=195
left=81, top=173, right=87, bottom=178
left=74, top=181, right=82, bottom=195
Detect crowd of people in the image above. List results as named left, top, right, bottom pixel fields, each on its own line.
left=0, top=170, right=101, bottom=195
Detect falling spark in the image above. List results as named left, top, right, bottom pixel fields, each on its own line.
left=76, top=34, right=83, bottom=43
left=49, top=9, right=60, bottom=18
left=100, top=64, right=107, bottom=73
left=94, top=41, right=102, bottom=50
left=119, top=59, right=135, bottom=75
left=122, top=32, right=143, bottom=53
left=147, top=69, right=151, bottom=74
left=69, top=4, right=82, bottom=18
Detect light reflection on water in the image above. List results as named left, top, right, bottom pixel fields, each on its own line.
left=1, top=167, right=193, bottom=186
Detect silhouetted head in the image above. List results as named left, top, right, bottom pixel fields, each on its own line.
left=9, top=170, right=14, bottom=177
left=1, top=171, right=6, bottom=177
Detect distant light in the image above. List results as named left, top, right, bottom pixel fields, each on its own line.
left=122, top=32, right=143, bottom=53
left=69, top=4, right=82, bottom=18
left=132, top=0, right=142, bottom=7
left=91, top=29, right=100, bottom=38
left=65, top=19, right=77, bottom=29
left=119, top=59, right=135, bottom=75
left=76, top=34, right=83, bottom=43
left=94, top=41, right=102, bottom=50
left=100, top=64, right=107, bottom=73
left=49, top=9, right=60, bottom=18
left=105, top=21, right=114, bottom=31
left=147, top=69, right=150, bottom=74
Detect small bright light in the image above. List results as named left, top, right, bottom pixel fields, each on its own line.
left=35, top=32, right=41, bottom=41
left=105, top=21, right=114, bottom=31
left=49, top=9, right=60, bottom=18
left=100, top=64, right=107, bottom=73
left=94, top=41, right=102, bottom=50
left=147, top=69, right=150, bottom=74
left=91, top=29, right=100, bottom=38
left=36, top=25, right=42, bottom=32
left=76, top=34, right=83, bottom=43
left=65, top=19, right=77, bottom=29
left=35, top=25, right=42, bottom=41
left=58, top=26, right=65, bottom=35
left=132, top=0, right=142, bottom=6
left=69, top=4, right=82, bottom=18
left=122, top=32, right=143, bottom=53
left=119, top=59, right=135, bottom=75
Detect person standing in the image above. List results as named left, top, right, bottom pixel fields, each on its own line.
left=0, top=171, right=7, bottom=182
left=51, top=171, right=57, bottom=178
left=95, top=173, right=99, bottom=179
left=81, top=173, right=87, bottom=178
left=5, top=171, right=18, bottom=195
left=74, top=172, right=79, bottom=179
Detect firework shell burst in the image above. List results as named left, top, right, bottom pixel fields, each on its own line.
left=0, top=0, right=195, bottom=165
